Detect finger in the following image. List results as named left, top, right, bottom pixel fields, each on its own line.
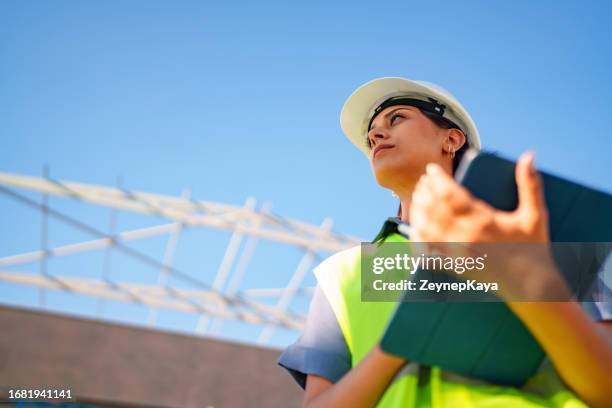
left=515, top=151, right=547, bottom=215
left=424, top=163, right=457, bottom=195
left=412, top=181, right=434, bottom=207
left=410, top=198, right=443, bottom=241
left=424, top=163, right=473, bottom=212
left=413, top=177, right=464, bottom=232
left=410, top=193, right=456, bottom=242
left=412, top=180, right=455, bottom=224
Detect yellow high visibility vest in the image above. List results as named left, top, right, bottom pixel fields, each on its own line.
left=314, top=231, right=587, bottom=408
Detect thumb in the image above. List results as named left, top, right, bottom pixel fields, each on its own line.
left=515, top=151, right=547, bottom=217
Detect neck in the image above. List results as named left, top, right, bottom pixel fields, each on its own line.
left=393, top=185, right=415, bottom=224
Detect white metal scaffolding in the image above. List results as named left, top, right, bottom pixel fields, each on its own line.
left=0, top=171, right=361, bottom=346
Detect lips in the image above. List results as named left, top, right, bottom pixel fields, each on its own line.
left=372, top=144, right=395, bottom=158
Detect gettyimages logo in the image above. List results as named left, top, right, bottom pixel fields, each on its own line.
left=371, top=252, right=488, bottom=275
left=361, top=241, right=612, bottom=302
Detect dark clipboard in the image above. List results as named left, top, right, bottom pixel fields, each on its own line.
left=379, top=150, right=612, bottom=386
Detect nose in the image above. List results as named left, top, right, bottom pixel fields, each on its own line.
left=367, top=126, right=390, bottom=148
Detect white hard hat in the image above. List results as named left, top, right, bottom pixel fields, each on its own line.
left=340, top=77, right=481, bottom=156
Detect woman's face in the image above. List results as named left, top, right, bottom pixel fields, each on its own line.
left=367, top=105, right=454, bottom=190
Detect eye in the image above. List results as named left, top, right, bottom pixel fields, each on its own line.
left=390, top=113, right=403, bottom=125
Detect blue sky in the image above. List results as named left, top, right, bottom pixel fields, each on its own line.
left=1, top=1, right=611, bottom=347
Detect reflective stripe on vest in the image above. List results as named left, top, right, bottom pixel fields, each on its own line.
left=313, top=232, right=587, bottom=408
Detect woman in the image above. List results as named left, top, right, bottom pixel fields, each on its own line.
left=278, top=77, right=612, bottom=407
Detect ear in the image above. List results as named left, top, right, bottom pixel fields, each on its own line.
left=444, top=128, right=466, bottom=153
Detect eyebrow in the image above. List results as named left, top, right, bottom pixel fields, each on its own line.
left=369, top=107, right=415, bottom=131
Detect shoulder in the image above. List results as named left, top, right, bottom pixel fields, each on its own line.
left=319, top=245, right=361, bottom=265
left=314, top=245, right=361, bottom=276
left=313, top=246, right=362, bottom=301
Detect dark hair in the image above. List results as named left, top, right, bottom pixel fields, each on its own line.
left=396, top=108, right=470, bottom=218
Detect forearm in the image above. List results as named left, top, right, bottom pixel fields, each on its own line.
left=509, top=301, right=612, bottom=407
left=305, top=345, right=406, bottom=408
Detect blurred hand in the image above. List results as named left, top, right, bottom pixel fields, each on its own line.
left=409, top=151, right=549, bottom=244
left=408, top=151, right=570, bottom=300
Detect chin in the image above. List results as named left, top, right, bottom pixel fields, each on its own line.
left=372, top=163, right=403, bottom=189
left=372, top=161, right=421, bottom=189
